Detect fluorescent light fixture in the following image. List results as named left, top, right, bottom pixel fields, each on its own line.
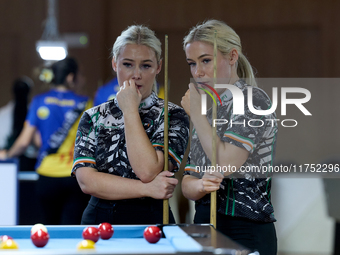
left=36, top=40, right=68, bottom=61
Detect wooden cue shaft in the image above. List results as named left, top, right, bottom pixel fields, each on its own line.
left=163, top=35, right=169, bottom=224
left=210, top=31, right=217, bottom=228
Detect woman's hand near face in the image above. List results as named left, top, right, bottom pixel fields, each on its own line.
left=119, top=78, right=165, bottom=183
left=116, top=79, right=142, bottom=114
left=181, top=87, right=191, bottom=116
left=181, top=83, right=202, bottom=118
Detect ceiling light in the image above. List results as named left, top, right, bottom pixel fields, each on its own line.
left=36, top=40, right=67, bottom=61
left=36, top=0, right=67, bottom=61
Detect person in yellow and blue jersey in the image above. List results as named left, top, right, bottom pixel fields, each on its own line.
left=93, top=77, right=120, bottom=106
left=0, top=57, right=92, bottom=225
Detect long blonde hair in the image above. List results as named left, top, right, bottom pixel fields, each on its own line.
left=112, top=25, right=162, bottom=93
left=183, top=20, right=257, bottom=87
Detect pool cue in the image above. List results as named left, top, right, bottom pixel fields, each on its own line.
left=163, top=34, right=169, bottom=224
left=210, top=31, right=217, bottom=228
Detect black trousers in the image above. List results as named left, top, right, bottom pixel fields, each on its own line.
left=81, top=196, right=175, bottom=225
left=334, top=222, right=340, bottom=255
left=35, top=175, right=90, bottom=225
left=194, top=203, right=277, bottom=255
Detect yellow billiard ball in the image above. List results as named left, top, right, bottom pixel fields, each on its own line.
left=77, top=240, right=96, bottom=250
left=0, top=239, right=19, bottom=249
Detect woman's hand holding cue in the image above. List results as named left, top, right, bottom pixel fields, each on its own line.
left=201, top=171, right=223, bottom=193
left=143, top=171, right=178, bottom=199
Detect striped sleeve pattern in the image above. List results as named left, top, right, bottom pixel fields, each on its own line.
left=151, top=104, right=189, bottom=171
left=71, top=110, right=97, bottom=176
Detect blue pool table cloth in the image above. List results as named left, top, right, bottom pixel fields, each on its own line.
left=0, top=225, right=203, bottom=254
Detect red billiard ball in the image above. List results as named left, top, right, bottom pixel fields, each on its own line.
left=31, top=223, right=47, bottom=235
left=143, top=226, right=162, bottom=244
left=82, top=227, right=100, bottom=243
left=98, top=222, right=114, bottom=240
left=31, top=229, right=49, bottom=248
left=0, top=235, right=13, bottom=243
